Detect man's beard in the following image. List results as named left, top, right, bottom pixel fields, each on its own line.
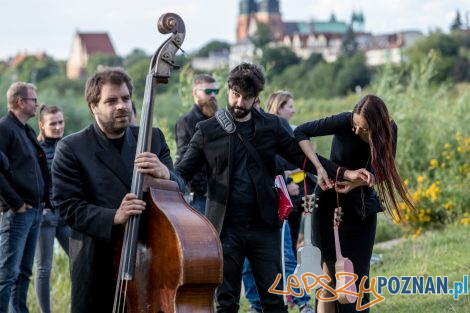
left=227, top=103, right=252, bottom=119
left=97, top=110, right=129, bottom=137
left=200, top=99, right=218, bottom=118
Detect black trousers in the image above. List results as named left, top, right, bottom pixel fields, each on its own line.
left=313, top=190, right=377, bottom=313
left=216, top=222, right=288, bottom=313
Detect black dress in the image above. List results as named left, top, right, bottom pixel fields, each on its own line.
left=294, top=112, right=397, bottom=313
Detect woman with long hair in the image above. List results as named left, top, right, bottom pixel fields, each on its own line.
left=35, top=104, right=70, bottom=313
left=294, top=94, right=414, bottom=313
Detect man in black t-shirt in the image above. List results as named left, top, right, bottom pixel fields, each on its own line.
left=176, top=63, right=370, bottom=313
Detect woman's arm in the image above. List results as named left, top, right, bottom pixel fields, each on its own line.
left=298, top=139, right=332, bottom=190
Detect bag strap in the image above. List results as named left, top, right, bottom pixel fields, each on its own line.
left=215, top=109, right=236, bottom=134
left=215, top=109, right=270, bottom=176
left=235, top=131, right=271, bottom=176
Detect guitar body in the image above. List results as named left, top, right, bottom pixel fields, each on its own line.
left=294, top=244, right=323, bottom=284
left=294, top=194, right=323, bottom=288
left=334, top=258, right=358, bottom=304
left=333, top=206, right=357, bottom=305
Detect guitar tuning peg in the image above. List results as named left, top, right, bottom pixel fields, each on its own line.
left=314, top=204, right=318, bottom=208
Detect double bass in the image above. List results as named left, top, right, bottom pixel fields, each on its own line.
left=112, top=13, right=223, bottom=313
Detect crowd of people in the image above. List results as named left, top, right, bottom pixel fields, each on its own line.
left=0, top=63, right=413, bottom=313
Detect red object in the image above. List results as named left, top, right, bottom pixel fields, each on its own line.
left=275, top=175, right=293, bottom=221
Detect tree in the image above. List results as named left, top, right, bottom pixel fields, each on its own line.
left=123, top=49, right=148, bottom=69
left=250, top=22, right=273, bottom=50
left=450, top=10, right=463, bottom=31
left=406, top=32, right=460, bottom=82
left=194, top=40, right=230, bottom=58
left=333, top=52, right=371, bottom=95
left=341, top=26, right=358, bottom=57
left=14, top=55, right=60, bottom=84
left=260, top=47, right=300, bottom=79
left=86, top=54, right=123, bottom=74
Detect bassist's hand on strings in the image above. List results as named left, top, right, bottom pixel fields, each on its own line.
left=114, top=193, right=146, bottom=225
left=135, top=152, right=170, bottom=190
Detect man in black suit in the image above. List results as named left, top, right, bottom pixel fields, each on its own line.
left=52, top=67, right=183, bottom=313
left=175, top=74, right=218, bottom=214
left=176, top=63, right=369, bottom=313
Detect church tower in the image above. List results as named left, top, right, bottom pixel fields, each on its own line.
left=236, top=0, right=284, bottom=42
left=351, top=10, right=365, bottom=32
left=255, top=0, right=284, bottom=41
left=237, top=0, right=258, bottom=41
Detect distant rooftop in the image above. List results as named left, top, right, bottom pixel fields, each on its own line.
left=77, top=32, right=116, bottom=55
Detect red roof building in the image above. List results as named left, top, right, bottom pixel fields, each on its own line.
left=66, top=32, right=116, bottom=79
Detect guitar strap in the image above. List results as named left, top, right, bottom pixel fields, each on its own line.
left=335, top=166, right=343, bottom=218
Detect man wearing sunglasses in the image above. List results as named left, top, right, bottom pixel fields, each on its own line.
left=175, top=74, right=219, bottom=214
left=0, top=82, right=48, bottom=313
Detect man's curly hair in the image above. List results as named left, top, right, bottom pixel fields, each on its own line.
left=227, top=63, right=265, bottom=98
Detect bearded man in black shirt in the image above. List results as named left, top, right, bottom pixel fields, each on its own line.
left=176, top=63, right=370, bottom=313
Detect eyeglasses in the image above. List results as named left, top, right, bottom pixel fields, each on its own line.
left=22, top=98, right=38, bottom=104
left=198, top=88, right=219, bottom=95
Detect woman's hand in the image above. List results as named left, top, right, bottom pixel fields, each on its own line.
left=335, top=180, right=362, bottom=193
left=316, top=166, right=333, bottom=190
left=343, top=168, right=374, bottom=187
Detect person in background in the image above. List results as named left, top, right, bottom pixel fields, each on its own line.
left=294, top=94, right=415, bottom=313
left=35, top=104, right=70, bottom=313
left=0, top=82, right=48, bottom=313
left=242, top=91, right=315, bottom=313
left=130, top=101, right=137, bottom=125
left=175, top=74, right=218, bottom=214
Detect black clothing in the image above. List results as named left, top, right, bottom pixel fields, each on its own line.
left=217, top=222, right=284, bottom=313
left=294, top=112, right=397, bottom=313
left=176, top=109, right=342, bottom=313
left=276, top=117, right=316, bottom=253
left=227, top=119, right=258, bottom=223
left=40, top=137, right=60, bottom=210
left=108, top=135, right=125, bottom=152
left=176, top=109, right=341, bottom=234
left=0, top=112, right=48, bottom=211
left=52, top=123, right=183, bottom=313
left=175, top=104, right=209, bottom=196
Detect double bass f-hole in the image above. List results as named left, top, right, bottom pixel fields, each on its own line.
left=113, top=13, right=185, bottom=313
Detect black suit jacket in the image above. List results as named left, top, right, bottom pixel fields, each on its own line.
left=176, top=109, right=340, bottom=233
left=52, top=123, right=182, bottom=313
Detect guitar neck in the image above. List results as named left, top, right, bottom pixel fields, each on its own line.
left=303, top=212, right=312, bottom=245
left=333, top=226, right=343, bottom=260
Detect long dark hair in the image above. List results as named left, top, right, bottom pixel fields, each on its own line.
left=353, top=95, right=415, bottom=218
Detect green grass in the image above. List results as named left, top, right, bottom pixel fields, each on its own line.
left=25, top=224, right=468, bottom=313
left=238, top=223, right=470, bottom=313
left=370, top=223, right=470, bottom=312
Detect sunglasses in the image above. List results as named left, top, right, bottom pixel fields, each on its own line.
left=199, top=88, right=219, bottom=95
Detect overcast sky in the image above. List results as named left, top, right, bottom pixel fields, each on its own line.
left=0, top=0, right=468, bottom=60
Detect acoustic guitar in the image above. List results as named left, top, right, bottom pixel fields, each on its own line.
left=333, top=207, right=358, bottom=304
left=294, top=193, right=323, bottom=288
